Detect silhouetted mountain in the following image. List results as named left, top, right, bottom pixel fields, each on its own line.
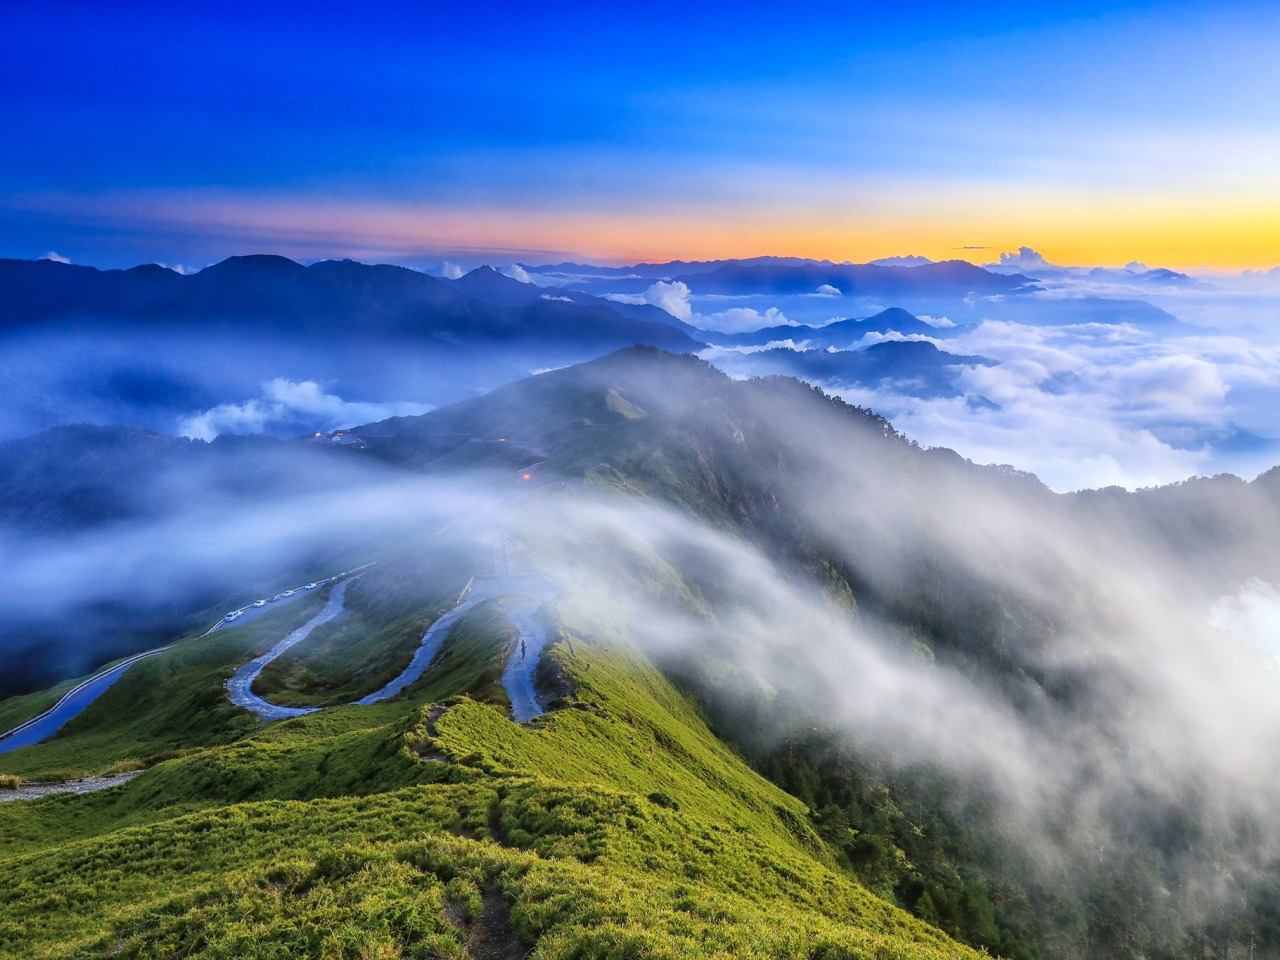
left=710, top=340, right=988, bottom=398
left=869, top=255, right=935, bottom=267
left=700, top=307, right=948, bottom=347
left=448, top=265, right=701, bottom=335
left=0, top=256, right=701, bottom=352
left=674, top=260, right=1034, bottom=297
left=448, top=266, right=542, bottom=307
left=0, top=424, right=374, bottom=534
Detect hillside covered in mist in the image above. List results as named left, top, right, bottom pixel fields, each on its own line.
left=5, top=347, right=1280, bottom=958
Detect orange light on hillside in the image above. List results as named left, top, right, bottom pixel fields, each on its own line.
left=521, top=473, right=532, bottom=481
left=498, top=437, right=507, bottom=442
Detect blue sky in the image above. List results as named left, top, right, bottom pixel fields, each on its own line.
left=3, top=1, right=1278, bottom=268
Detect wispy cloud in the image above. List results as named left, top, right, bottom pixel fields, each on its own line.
left=178, top=379, right=433, bottom=440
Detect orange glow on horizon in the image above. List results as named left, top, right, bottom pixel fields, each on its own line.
left=27, top=188, right=1280, bottom=272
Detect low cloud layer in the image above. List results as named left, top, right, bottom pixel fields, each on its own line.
left=612, top=281, right=796, bottom=333
left=811, top=320, right=1280, bottom=490
left=513, top=457, right=1280, bottom=953
left=5, top=356, right=1280, bottom=952
left=179, top=379, right=433, bottom=440
left=664, top=257, right=1280, bottom=490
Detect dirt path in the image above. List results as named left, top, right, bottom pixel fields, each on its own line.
left=0, top=770, right=144, bottom=802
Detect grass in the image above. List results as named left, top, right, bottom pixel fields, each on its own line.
left=250, top=549, right=490, bottom=708
left=404, top=598, right=518, bottom=709
left=0, top=572, right=985, bottom=960
left=0, top=594, right=331, bottom=779
left=0, top=678, right=79, bottom=735
left=252, top=610, right=443, bottom=707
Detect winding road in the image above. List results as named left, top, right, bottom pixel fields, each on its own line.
left=224, top=581, right=355, bottom=720
left=0, top=564, right=559, bottom=763
left=0, top=566, right=373, bottom=756
left=0, top=652, right=172, bottom=755
left=226, top=574, right=559, bottom=722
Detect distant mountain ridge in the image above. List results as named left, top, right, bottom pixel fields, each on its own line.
left=517, top=256, right=1034, bottom=297
left=0, top=255, right=702, bottom=352
left=446, top=265, right=701, bottom=334
left=673, top=259, right=1034, bottom=297
left=703, top=307, right=946, bottom=348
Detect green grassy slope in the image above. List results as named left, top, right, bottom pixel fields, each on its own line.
left=0, top=595, right=330, bottom=779
left=252, top=551, right=483, bottom=708
left=0, top=591, right=982, bottom=960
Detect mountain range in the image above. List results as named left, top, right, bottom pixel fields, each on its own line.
left=4, top=346, right=1280, bottom=959
left=0, top=255, right=700, bottom=349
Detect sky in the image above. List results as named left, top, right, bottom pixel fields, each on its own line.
left=3, top=1, right=1280, bottom=271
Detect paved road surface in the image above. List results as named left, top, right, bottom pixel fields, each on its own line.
left=228, top=574, right=559, bottom=722
left=352, top=598, right=479, bottom=705
left=0, top=658, right=154, bottom=756
left=2, top=567, right=560, bottom=750
left=225, top=582, right=352, bottom=720
left=0, top=566, right=370, bottom=755
left=501, top=598, right=554, bottom=722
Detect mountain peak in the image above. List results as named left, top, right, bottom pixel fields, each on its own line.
left=198, top=254, right=308, bottom=278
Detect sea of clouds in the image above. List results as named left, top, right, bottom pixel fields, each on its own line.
left=621, top=249, right=1280, bottom=491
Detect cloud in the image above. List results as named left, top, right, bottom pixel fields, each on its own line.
left=440, top=262, right=464, bottom=280
left=178, top=379, right=433, bottom=440
left=998, top=245, right=1055, bottom=272
left=622, top=281, right=801, bottom=333
left=918, top=314, right=956, bottom=328
left=696, top=306, right=792, bottom=333
left=540, top=294, right=573, bottom=302
left=610, top=283, right=794, bottom=333
left=495, top=265, right=572, bottom=289
left=809, top=283, right=841, bottom=297
left=699, top=339, right=813, bottom=362
left=40, top=251, right=70, bottom=263
left=1209, top=579, right=1280, bottom=662
left=644, top=280, right=694, bottom=322
left=793, top=318, right=1280, bottom=491
left=608, top=280, right=696, bottom=322
left=499, top=264, right=534, bottom=283
left=1111, top=354, right=1227, bottom=411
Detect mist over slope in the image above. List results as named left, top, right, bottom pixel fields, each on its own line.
left=6, top=346, right=1280, bottom=956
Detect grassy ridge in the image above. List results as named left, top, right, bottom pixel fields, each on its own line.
left=0, top=590, right=982, bottom=959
